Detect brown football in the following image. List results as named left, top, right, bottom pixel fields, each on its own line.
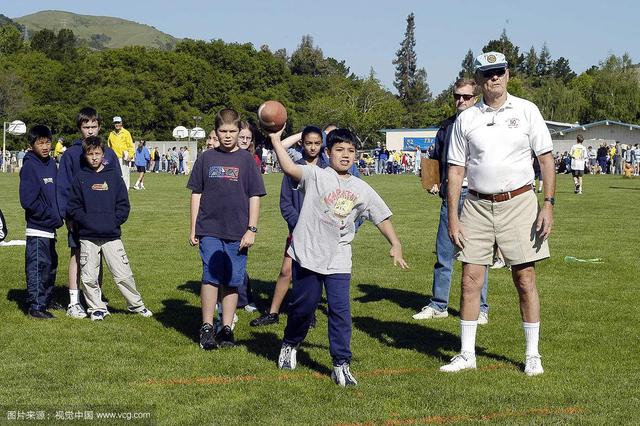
left=258, top=101, right=287, bottom=132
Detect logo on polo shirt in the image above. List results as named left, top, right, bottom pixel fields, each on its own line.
left=507, top=118, right=520, bottom=128
left=43, top=177, right=54, bottom=184
left=487, top=54, right=496, bottom=63
left=91, top=182, right=109, bottom=191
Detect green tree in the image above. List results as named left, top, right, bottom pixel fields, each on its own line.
left=289, top=35, right=325, bottom=77
left=29, top=29, right=56, bottom=58
left=520, top=46, right=537, bottom=77
left=536, top=43, right=552, bottom=76
left=458, top=49, right=474, bottom=79
left=550, top=57, right=576, bottom=83
left=393, top=13, right=431, bottom=125
left=0, top=24, right=23, bottom=54
left=482, top=29, right=523, bottom=74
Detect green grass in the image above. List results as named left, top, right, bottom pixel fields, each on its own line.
left=0, top=172, right=638, bottom=425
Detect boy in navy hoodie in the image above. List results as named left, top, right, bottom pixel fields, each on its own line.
left=67, top=137, right=151, bottom=321
left=57, top=107, right=120, bottom=319
left=19, top=125, right=64, bottom=319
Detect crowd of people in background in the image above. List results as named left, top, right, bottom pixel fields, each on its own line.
left=555, top=141, right=640, bottom=176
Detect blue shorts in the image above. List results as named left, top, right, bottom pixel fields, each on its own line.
left=199, top=236, right=247, bottom=288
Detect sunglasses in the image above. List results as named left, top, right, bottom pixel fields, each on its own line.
left=481, top=67, right=507, bottom=79
left=453, top=93, right=475, bottom=101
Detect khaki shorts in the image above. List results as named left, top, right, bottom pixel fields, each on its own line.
left=457, top=190, right=550, bottom=266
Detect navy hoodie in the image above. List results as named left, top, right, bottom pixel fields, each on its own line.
left=57, top=138, right=120, bottom=219
left=19, top=151, right=63, bottom=233
left=279, top=156, right=329, bottom=232
left=66, top=157, right=130, bottom=240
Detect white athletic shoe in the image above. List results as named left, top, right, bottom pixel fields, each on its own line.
left=477, top=311, right=489, bottom=325
left=133, top=184, right=140, bottom=190
left=66, top=303, right=87, bottom=319
left=490, top=258, right=505, bottom=269
left=129, top=306, right=153, bottom=317
left=331, top=362, right=358, bottom=386
left=440, top=353, right=477, bottom=372
left=413, top=306, right=448, bottom=320
left=277, top=343, right=298, bottom=370
left=524, top=355, right=544, bottom=376
left=244, top=303, right=258, bottom=313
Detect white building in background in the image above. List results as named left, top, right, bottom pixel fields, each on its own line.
left=379, top=127, right=439, bottom=152
left=548, top=119, right=640, bottom=152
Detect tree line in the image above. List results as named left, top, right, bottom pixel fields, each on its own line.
left=0, top=15, right=638, bottom=151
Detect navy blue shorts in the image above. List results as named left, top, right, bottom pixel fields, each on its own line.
left=199, top=236, right=247, bottom=287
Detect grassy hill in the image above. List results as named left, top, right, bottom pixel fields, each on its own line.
left=14, top=10, right=179, bottom=50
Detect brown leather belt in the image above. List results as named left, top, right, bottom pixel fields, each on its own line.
left=469, top=184, right=532, bottom=202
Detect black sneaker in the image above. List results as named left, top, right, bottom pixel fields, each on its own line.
left=215, top=325, right=236, bottom=348
left=28, top=308, right=54, bottom=320
left=250, top=312, right=279, bottom=327
left=47, top=301, right=65, bottom=311
left=574, top=184, right=580, bottom=193
left=199, top=323, right=217, bottom=350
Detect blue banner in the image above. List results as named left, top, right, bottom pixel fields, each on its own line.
left=403, top=137, right=435, bottom=151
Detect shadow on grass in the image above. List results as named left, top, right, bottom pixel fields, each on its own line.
left=6, top=286, right=129, bottom=314
left=353, top=316, right=519, bottom=368
left=154, top=298, right=201, bottom=343
left=609, top=186, right=640, bottom=191
left=354, top=283, right=461, bottom=317
left=241, top=331, right=332, bottom=376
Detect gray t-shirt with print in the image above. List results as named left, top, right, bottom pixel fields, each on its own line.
left=287, top=165, right=392, bottom=274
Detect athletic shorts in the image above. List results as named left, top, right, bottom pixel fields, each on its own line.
left=199, top=236, right=247, bottom=287
left=456, top=190, right=549, bottom=266
left=572, top=170, right=584, bottom=177
left=136, top=165, right=146, bottom=173
left=283, top=234, right=292, bottom=258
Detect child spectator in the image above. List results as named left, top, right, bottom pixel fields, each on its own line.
left=19, top=125, right=64, bottom=319
left=66, top=136, right=152, bottom=321
left=187, top=109, right=266, bottom=349
left=269, top=127, right=408, bottom=386
left=251, top=125, right=328, bottom=327
left=57, top=107, right=120, bottom=319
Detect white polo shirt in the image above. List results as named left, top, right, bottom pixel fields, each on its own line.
left=448, top=94, right=553, bottom=194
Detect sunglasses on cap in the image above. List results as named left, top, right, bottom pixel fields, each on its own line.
left=453, top=93, right=475, bottom=101
left=481, top=67, right=507, bottom=79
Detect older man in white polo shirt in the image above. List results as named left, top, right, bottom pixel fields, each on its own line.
left=441, top=52, right=556, bottom=376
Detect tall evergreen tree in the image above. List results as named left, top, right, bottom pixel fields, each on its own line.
left=458, top=49, right=475, bottom=79
left=393, top=12, right=431, bottom=123
left=482, top=29, right=523, bottom=74
left=537, top=43, right=552, bottom=76
left=520, top=46, right=538, bottom=77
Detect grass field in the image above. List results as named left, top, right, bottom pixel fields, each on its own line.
left=0, top=172, right=638, bottom=425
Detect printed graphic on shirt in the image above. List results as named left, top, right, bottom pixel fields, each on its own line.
left=571, top=147, right=586, bottom=160
left=209, top=165, right=239, bottom=181
left=324, top=189, right=359, bottom=219
left=43, top=177, right=54, bottom=184
left=507, top=118, right=520, bottom=128
left=91, top=182, right=109, bottom=191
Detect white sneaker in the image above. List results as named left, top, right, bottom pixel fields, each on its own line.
left=524, top=355, right=544, bottom=376
left=133, top=184, right=140, bottom=190
left=490, top=258, right=505, bottom=269
left=129, top=306, right=153, bottom=317
left=244, top=303, right=258, bottom=313
left=477, top=311, right=489, bottom=325
left=440, top=353, right=476, bottom=372
left=331, top=362, right=358, bottom=386
left=277, top=344, right=298, bottom=369
left=413, top=306, right=448, bottom=320
left=66, top=303, right=87, bottom=319
left=140, top=184, right=146, bottom=190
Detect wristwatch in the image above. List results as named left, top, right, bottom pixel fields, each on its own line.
left=544, top=197, right=555, bottom=206
left=247, top=226, right=258, bottom=233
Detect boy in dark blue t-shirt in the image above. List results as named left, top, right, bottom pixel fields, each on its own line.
left=19, top=125, right=64, bottom=319
left=187, top=108, right=266, bottom=350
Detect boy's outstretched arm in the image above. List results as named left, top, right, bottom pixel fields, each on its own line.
left=376, top=218, right=409, bottom=269
left=269, top=127, right=303, bottom=182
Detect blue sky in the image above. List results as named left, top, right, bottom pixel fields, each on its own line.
left=5, top=0, right=639, bottom=94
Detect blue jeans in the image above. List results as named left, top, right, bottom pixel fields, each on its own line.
left=283, top=262, right=352, bottom=365
left=25, top=236, right=58, bottom=311
left=429, top=188, right=489, bottom=313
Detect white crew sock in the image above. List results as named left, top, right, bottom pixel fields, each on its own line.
left=460, top=319, right=478, bottom=355
left=523, top=321, right=540, bottom=356
left=69, top=289, right=80, bottom=305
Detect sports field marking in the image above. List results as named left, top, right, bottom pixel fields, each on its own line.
left=334, top=406, right=584, bottom=425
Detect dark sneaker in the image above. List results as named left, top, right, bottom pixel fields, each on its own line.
left=250, top=312, right=279, bottom=327
left=214, top=325, right=236, bottom=348
left=574, top=184, right=580, bottom=193
left=48, top=301, right=65, bottom=311
left=28, top=308, right=54, bottom=320
left=277, top=343, right=298, bottom=369
left=199, top=323, right=217, bottom=350
left=331, top=362, right=358, bottom=386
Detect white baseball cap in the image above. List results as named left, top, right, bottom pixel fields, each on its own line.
left=113, top=116, right=122, bottom=123
left=474, top=52, right=508, bottom=72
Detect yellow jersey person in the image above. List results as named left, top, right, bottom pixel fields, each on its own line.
left=107, top=116, right=135, bottom=189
